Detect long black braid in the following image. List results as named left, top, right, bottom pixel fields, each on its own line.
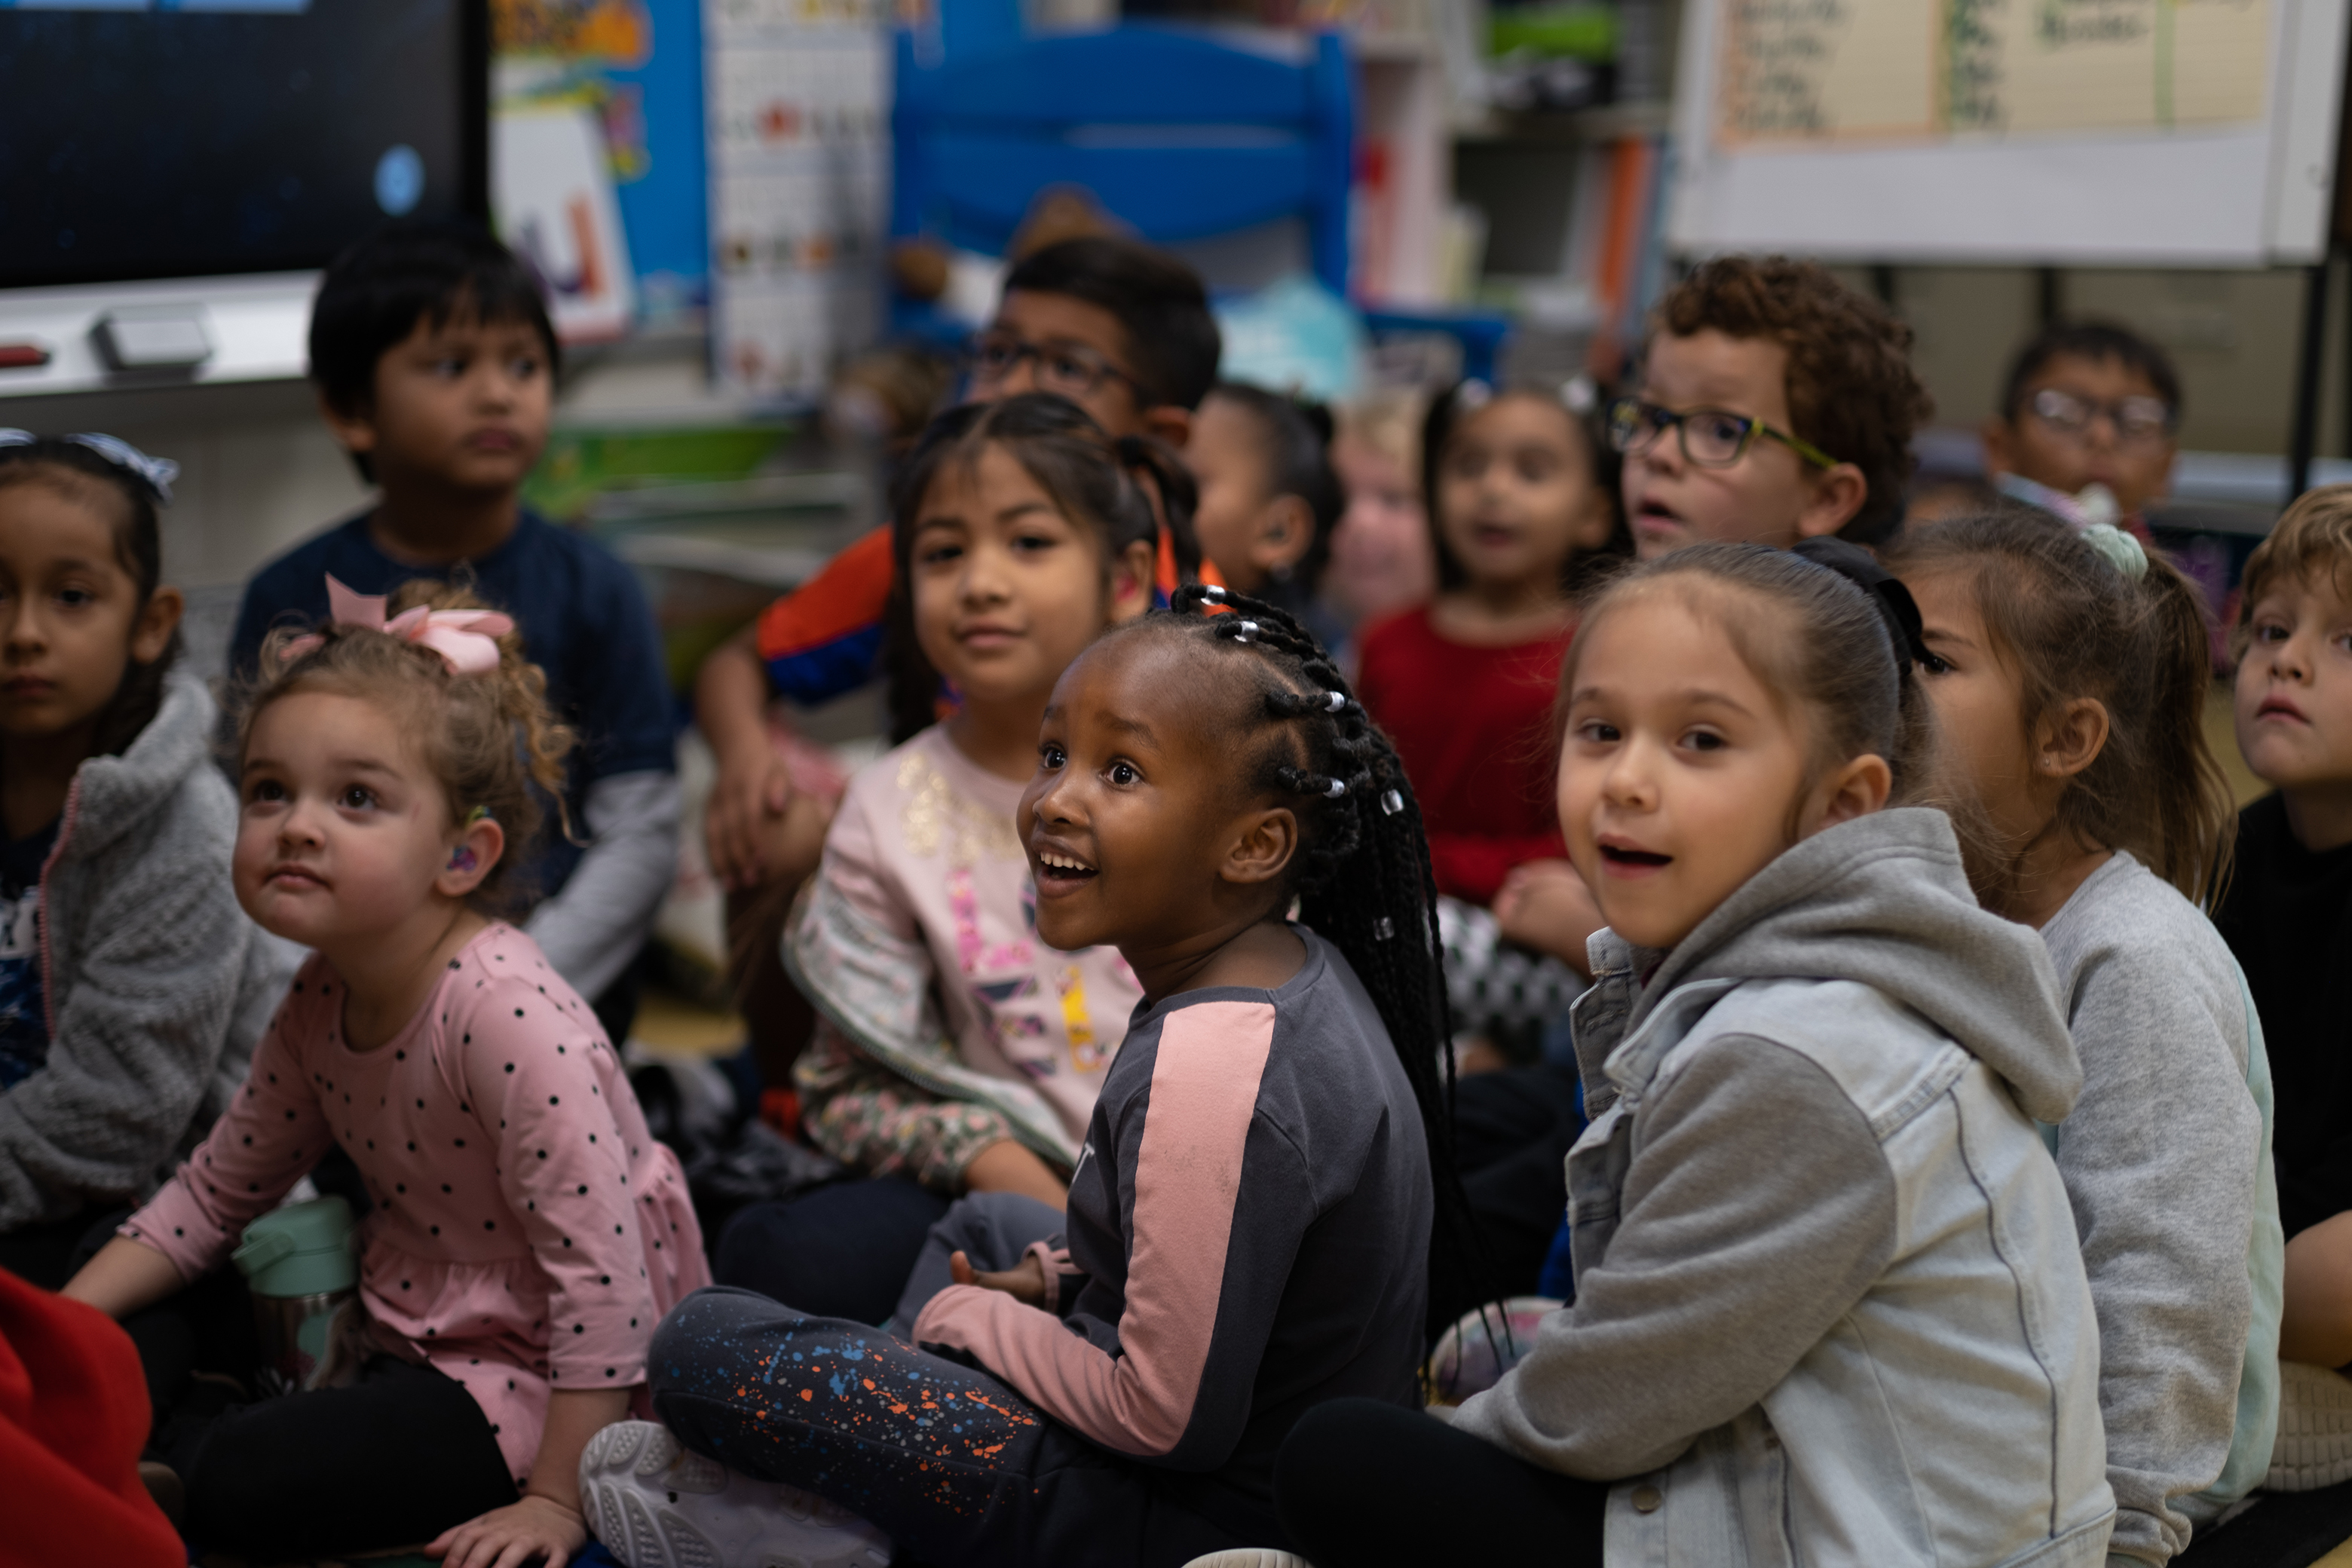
left=1148, top=581, right=1487, bottom=1343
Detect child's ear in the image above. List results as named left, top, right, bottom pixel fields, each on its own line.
left=1105, top=538, right=1157, bottom=626
left=1571, top=484, right=1619, bottom=553
left=316, top=387, right=380, bottom=461
left=1141, top=406, right=1193, bottom=451
left=1805, top=752, right=1893, bottom=835
left=1220, top=805, right=1300, bottom=887
left=1980, top=417, right=2018, bottom=481
left=2035, top=697, right=2111, bottom=782
left=130, top=586, right=184, bottom=666
left=434, top=813, right=506, bottom=900
left=1251, top=496, right=1315, bottom=577
left=1793, top=461, right=1870, bottom=541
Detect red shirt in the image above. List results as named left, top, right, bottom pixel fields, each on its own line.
left=1355, top=605, right=1570, bottom=905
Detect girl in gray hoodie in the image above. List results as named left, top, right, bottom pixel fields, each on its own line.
left=1278, top=541, right=2115, bottom=1568
left=0, top=433, right=287, bottom=1291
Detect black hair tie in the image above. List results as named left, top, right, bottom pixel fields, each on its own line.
left=1789, top=537, right=1933, bottom=671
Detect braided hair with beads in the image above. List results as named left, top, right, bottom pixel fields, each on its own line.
left=1146, top=580, right=1484, bottom=1333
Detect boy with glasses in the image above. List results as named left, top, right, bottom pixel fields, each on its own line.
left=1612, top=255, right=1931, bottom=559
left=694, top=236, right=1219, bottom=1082
left=1982, top=320, right=2182, bottom=534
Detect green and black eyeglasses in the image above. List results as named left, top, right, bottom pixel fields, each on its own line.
left=1606, top=397, right=1840, bottom=470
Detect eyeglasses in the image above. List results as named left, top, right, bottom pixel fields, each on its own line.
left=963, top=332, right=1150, bottom=403
left=2024, top=387, right=2175, bottom=445
left=1605, top=397, right=1839, bottom=470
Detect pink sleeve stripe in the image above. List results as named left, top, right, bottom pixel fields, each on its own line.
left=913, top=1000, right=1276, bottom=1456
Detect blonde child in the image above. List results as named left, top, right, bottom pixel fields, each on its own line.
left=710, top=394, right=1184, bottom=1324
left=0, top=434, right=290, bottom=1304
left=65, top=578, right=706, bottom=1567
left=1279, top=542, right=2112, bottom=1567
left=1890, top=510, right=2277, bottom=1561
left=1324, top=388, right=1437, bottom=639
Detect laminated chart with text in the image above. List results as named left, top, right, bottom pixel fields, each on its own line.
left=1717, top=0, right=2272, bottom=146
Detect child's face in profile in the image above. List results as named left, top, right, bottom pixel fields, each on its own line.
left=1435, top=394, right=1614, bottom=596
left=909, top=444, right=1151, bottom=721
left=1020, top=635, right=1287, bottom=958
left=1984, top=353, right=2176, bottom=519
left=1909, top=568, right=2053, bottom=849
left=234, top=691, right=498, bottom=954
left=1187, top=394, right=1312, bottom=594
left=0, top=479, right=178, bottom=747
left=1622, top=330, right=1858, bottom=560
left=2236, top=565, right=2352, bottom=846
left=1556, top=589, right=1884, bottom=951
left=330, top=310, right=553, bottom=498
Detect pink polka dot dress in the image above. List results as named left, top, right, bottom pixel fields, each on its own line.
left=124, top=923, right=709, bottom=1485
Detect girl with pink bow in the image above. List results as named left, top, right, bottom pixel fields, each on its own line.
left=66, top=576, right=707, bottom=1568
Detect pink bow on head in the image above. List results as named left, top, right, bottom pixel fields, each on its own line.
left=281, top=575, right=516, bottom=675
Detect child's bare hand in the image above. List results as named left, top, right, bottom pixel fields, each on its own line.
left=950, top=1247, right=1049, bottom=1307
left=1494, top=859, right=1603, bottom=980
left=425, top=1493, right=586, bottom=1568
left=706, top=749, right=799, bottom=890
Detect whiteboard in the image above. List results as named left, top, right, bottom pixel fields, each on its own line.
left=1666, top=0, right=2350, bottom=266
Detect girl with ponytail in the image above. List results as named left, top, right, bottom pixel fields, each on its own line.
left=1888, top=509, right=2280, bottom=1563
left=66, top=576, right=707, bottom=1568
left=709, top=394, right=1178, bottom=1328
left=1277, top=541, right=2111, bottom=1568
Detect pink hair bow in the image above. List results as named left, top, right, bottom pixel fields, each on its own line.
left=281, top=575, right=516, bottom=675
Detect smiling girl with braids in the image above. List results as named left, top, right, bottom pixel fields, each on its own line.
left=581, top=585, right=1462, bottom=1568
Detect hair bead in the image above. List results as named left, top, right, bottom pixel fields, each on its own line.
left=1324, top=691, right=1346, bottom=712
left=1202, top=583, right=1227, bottom=602
left=1324, top=776, right=1346, bottom=798
left=1381, top=789, right=1404, bottom=816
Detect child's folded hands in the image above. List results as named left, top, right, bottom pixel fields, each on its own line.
left=950, top=1247, right=1049, bottom=1308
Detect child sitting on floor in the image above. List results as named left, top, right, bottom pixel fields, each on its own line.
left=0, top=436, right=291, bottom=1334
left=1612, top=254, right=1931, bottom=557
left=231, top=219, right=678, bottom=1044
left=1891, top=510, right=2277, bottom=1562
left=65, top=578, right=706, bottom=1567
left=1185, top=381, right=1343, bottom=641
left=694, top=236, right=1221, bottom=1083
left=2216, top=485, right=2352, bottom=1490
left=1982, top=320, right=2182, bottom=534
left=708, top=394, right=1193, bottom=1326
left=1322, top=388, right=1436, bottom=648
left=581, top=585, right=1468, bottom=1568
left=1277, top=542, right=2112, bottom=1568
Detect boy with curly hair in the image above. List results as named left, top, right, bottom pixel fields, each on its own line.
left=1612, top=256, right=1932, bottom=558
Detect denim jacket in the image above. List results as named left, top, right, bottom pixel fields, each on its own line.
left=1451, top=810, right=2116, bottom=1567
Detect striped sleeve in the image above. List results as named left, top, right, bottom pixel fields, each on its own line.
left=755, top=527, right=895, bottom=706
left=913, top=1000, right=1313, bottom=1469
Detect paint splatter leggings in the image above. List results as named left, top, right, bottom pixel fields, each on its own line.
left=649, top=1285, right=1260, bottom=1568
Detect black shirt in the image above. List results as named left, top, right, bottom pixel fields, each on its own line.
left=2213, top=792, right=2352, bottom=1238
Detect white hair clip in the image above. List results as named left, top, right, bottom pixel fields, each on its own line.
left=2079, top=522, right=2148, bottom=580
left=0, top=428, right=179, bottom=504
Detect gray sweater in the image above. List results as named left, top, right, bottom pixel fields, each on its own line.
left=2041, top=853, right=2281, bottom=1565
left=0, top=672, right=296, bottom=1230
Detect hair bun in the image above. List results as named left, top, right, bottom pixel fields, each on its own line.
left=1790, top=537, right=1934, bottom=670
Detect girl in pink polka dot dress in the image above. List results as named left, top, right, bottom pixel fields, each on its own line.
left=65, top=577, right=708, bottom=1568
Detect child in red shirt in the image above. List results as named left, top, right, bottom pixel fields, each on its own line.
left=1356, top=381, right=1622, bottom=910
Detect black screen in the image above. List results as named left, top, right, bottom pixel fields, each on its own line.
left=0, top=0, right=485, bottom=289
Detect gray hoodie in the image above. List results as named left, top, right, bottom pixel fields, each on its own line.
left=0, top=671, right=296, bottom=1230
left=1453, top=807, right=2115, bottom=1567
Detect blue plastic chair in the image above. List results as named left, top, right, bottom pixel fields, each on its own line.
left=890, top=24, right=1355, bottom=312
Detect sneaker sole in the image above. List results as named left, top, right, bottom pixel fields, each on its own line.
left=580, top=1421, right=893, bottom=1568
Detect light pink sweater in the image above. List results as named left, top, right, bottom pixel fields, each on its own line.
left=124, top=923, right=707, bottom=1484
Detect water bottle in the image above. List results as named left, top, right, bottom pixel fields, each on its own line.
left=233, top=1196, right=361, bottom=1395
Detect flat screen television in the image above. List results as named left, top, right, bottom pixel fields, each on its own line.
left=0, top=0, right=488, bottom=292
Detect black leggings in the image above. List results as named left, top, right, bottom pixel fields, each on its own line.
left=1275, top=1398, right=1606, bottom=1567
left=158, top=1353, right=517, bottom=1561
left=713, top=1177, right=951, bottom=1325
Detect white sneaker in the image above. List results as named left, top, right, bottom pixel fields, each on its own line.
left=580, top=1419, right=895, bottom=1568
left=2269, top=1359, right=2352, bottom=1492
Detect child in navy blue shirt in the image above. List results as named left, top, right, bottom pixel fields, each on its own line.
left=230, top=221, right=675, bottom=1039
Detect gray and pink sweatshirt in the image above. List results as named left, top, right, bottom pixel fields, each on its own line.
left=914, top=926, right=1432, bottom=1536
